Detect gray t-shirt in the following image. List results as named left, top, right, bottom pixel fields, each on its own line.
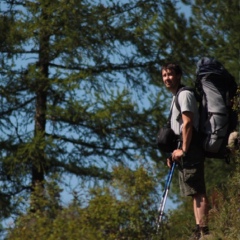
left=170, top=90, right=199, bottom=135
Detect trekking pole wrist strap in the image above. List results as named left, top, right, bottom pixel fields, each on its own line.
left=181, top=149, right=187, bottom=157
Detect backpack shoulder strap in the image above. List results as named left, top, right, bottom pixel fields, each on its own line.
left=175, top=86, right=195, bottom=112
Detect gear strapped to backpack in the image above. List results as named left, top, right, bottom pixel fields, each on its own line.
left=157, top=104, right=179, bottom=153
left=175, top=57, right=238, bottom=160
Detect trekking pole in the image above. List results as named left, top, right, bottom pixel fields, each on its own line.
left=156, top=160, right=176, bottom=233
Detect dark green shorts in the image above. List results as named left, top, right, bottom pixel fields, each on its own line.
left=178, top=144, right=206, bottom=196
left=178, top=161, right=206, bottom=196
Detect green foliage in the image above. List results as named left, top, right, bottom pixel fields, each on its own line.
left=185, top=0, right=240, bottom=79
left=6, top=165, right=159, bottom=240
left=207, top=178, right=240, bottom=239
left=0, top=0, right=170, bottom=215
left=160, top=200, right=195, bottom=240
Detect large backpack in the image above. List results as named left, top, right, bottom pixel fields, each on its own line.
left=176, top=57, right=238, bottom=160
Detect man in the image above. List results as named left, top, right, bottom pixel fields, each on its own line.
left=161, top=62, right=210, bottom=240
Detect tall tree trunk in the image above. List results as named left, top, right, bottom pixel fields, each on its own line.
left=32, top=7, right=49, bottom=188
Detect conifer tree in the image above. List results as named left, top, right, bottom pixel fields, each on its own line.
left=182, top=0, right=240, bottom=78
left=0, top=0, right=184, bottom=215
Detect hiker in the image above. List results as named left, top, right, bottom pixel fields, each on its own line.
left=161, top=62, right=210, bottom=239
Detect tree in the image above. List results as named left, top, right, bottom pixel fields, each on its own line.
left=181, top=0, right=240, bottom=78
left=6, top=165, right=159, bottom=240
left=0, top=0, right=185, bottom=216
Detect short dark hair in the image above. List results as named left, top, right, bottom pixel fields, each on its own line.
left=161, top=62, right=182, bottom=76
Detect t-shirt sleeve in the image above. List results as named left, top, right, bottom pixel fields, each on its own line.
left=178, top=91, right=196, bottom=113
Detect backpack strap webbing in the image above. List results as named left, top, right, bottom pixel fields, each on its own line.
left=175, top=86, right=195, bottom=113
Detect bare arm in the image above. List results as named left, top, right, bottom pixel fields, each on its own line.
left=181, top=111, right=193, bottom=153
left=169, top=111, right=193, bottom=164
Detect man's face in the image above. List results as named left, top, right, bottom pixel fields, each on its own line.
left=162, top=68, right=181, bottom=91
